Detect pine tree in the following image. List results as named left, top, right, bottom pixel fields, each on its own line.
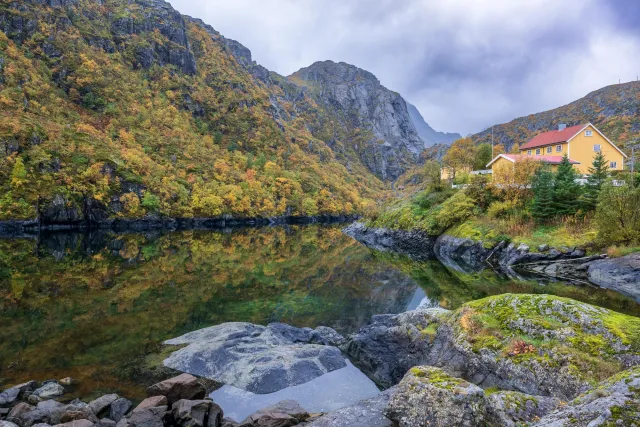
left=531, top=164, right=555, bottom=222
left=553, top=155, right=582, bottom=216
left=581, top=152, right=609, bottom=211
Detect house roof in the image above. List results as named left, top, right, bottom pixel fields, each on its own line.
left=486, top=154, right=580, bottom=168
left=520, top=124, right=586, bottom=150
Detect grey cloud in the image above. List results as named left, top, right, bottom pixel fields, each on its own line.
left=170, top=0, right=640, bottom=135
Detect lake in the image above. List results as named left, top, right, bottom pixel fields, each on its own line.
left=2, top=224, right=639, bottom=408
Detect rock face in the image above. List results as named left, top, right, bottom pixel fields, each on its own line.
left=484, top=391, right=560, bottom=427
left=343, top=294, right=640, bottom=402
left=163, top=323, right=347, bottom=394
left=340, top=308, right=449, bottom=388
left=342, top=223, right=436, bottom=261
left=290, top=61, right=427, bottom=180
left=433, top=234, right=493, bottom=273
left=385, top=366, right=486, bottom=427
left=533, top=367, right=640, bottom=426
left=406, top=102, right=460, bottom=147
left=587, top=253, right=640, bottom=301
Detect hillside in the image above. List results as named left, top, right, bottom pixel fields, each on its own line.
left=406, top=102, right=461, bottom=147
left=0, top=0, right=401, bottom=223
left=471, top=81, right=640, bottom=154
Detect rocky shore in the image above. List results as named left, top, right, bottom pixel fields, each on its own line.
left=3, top=293, right=640, bottom=426
left=344, top=222, right=640, bottom=300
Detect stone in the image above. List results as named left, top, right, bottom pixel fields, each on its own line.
left=385, top=366, right=486, bottom=427
left=133, top=397, right=167, bottom=413
left=88, top=395, right=119, bottom=417
left=171, top=400, right=221, bottom=427
left=58, top=379, right=74, bottom=387
left=128, top=407, right=165, bottom=427
left=32, top=383, right=64, bottom=399
left=32, top=424, right=52, bottom=427
left=109, top=399, right=132, bottom=422
left=484, top=391, right=561, bottom=427
left=53, top=420, right=95, bottom=427
left=146, top=375, right=205, bottom=406
left=0, top=387, right=20, bottom=407
left=28, top=395, right=43, bottom=405
left=340, top=308, right=448, bottom=388
left=220, top=419, right=237, bottom=427
left=538, top=244, right=549, bottom=252
left=0, top=423, right=20, bottom=427
left=96, top=419, right=116, bottom=427
left=239, top=401, right=307, bottom=427
left=306, top=387, right=396, bottom=427
left=49, top=404, right=98, bottom=425
left=163, top=323, right=347, bottom=394
left=588, top=253, right=640, bottom=302
left=36, top=400, right=65, bottom=415
left=533, top=367, right=640, bottom=426
left=8, top=403, right=36, bottom=420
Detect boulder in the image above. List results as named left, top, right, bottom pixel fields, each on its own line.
left=128, top=407, right=165, bottom=427
left=306, top=387, right=396, bottom=427
left=588, top=253, right=640, bottom=301
left=8, top=403, right=36, bottom=421
left=340, top=308, right=448, bottom=388
left=133, top=398, right=167, bottom=413
left=109, top=399, right=132, bottom=422
left=163, top=323, right=347, bottom=394
left=220, top=419, right=237, bottom=427
left=239, top=401, right=307, bottom=427
left=0, top=422, right=19, bottom=427
left=146, top=375, right=205, bottom=406
left=53, top=421, right=94, bottom=427
left=484, top=391, right=561, bottom=427
left=385, top=366, right=486, bottom=427
left=32, top=383, right=64, bottom=399
left=533, top=367, right=640, bottom=426
left=0, top=388, right=21, bottom=407
left=88, top=395, right=119, bottom=417
left=49, top=404, right=98, bottom=425
left=96, top=420, right=115, bottom=427
left=171, top=400, right=222, bottom=427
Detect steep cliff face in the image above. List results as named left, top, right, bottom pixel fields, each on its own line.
left=470, top=81, right=640, bottom=153
left=406, top=103, right=461, bottom=147
left=289, top=61, right=428, bottom=180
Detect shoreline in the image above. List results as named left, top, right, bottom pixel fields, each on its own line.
left=0, top=215, right=359, bottom=237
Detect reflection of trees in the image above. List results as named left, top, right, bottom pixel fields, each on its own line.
left=376, top=251, right=640, bottom=316
left=0, top=226, right=417, bottom=392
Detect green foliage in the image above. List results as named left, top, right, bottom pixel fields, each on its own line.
left=531, top=164, right=555, bottom=222
left=473, top=143, right=493, bottom=170
left=487, top=200, right=520, bottom=219
left=595, top=180, right=640, bottom=245
left=581, top=151, right=609, bottom=211
left=553, top=155, right=582, bottom=216
left=465, top=175, right=494, bottom=210
left=428, top=192, right=476, bottom=234
left=141, top=192, right=161, bottom=212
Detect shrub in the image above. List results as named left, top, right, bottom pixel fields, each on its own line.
left=428, top=192, right=476, bottom=234
left=595, top=181, right=640, bottom=245
left=465, top=175, right=494, bottom=210
left=487, top=200, right=520, bottom=219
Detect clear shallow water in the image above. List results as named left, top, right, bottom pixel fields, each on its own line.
left=1, top=224, right=639, bottom=404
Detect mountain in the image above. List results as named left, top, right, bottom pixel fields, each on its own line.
left=406, top=103, right=461, bottom=146
left=471, top=81, right=640, bottom=154
left=0, top=0, right=403, bottom=223
left=289, top=61, right=427, bottom=181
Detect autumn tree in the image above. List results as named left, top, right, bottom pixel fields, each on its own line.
left=442, top=138, right=477, bottom=180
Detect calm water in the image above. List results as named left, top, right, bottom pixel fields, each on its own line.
left=1, top=224, right=639, bottom=403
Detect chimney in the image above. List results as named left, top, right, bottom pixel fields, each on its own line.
left=558, top=124, right=567, bottom=131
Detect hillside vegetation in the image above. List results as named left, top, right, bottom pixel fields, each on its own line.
left=0, top=0, right=391, bottom=222
left=471, top=81, right=640, bottom=153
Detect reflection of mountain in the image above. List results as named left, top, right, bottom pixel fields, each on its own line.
left=0, top=226, right=417, bottom=394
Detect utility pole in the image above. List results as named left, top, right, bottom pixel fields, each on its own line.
left=491, top=126, right=494, bottom=158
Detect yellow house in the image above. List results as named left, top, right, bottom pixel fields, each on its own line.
left=517, top=123, right=627, bottom=174
left=440, top=166, right=472, bottom=181
left=487, top=153, right=580, bottom=174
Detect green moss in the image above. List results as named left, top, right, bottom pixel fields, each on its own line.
left=420, top=323, right=440, bottom=342
left=409, top=366, right=467, bottom=391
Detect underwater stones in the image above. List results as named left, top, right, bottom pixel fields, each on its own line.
left=385, top=366, right=486, bottom=427
left=306, top=388, right=396, bottom=427
left=163, top=323, right=347, bottom=394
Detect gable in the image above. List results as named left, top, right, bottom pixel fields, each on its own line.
left=567, top=124, right=628, bottom=158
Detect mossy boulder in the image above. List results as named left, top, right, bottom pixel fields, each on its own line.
left=533, top=366, right=640, bottom=426
left=484, top=390, right=561, bottom=427
left=385, top=366, right=486, bottom=427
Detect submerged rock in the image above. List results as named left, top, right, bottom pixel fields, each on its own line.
left=385, top=366, right=486, bottom=427
left=533, top=367, right=640, bottom=426
left=163, top=323, right=346, bottom=394
left=588, top=253, right=640, bottom=301
left=342, top=223, right=436, bottom=261
left=306, top=388, right=396, bottom=427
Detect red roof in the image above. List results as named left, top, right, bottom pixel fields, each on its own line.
left=488, top=154, right=580, bottom=167
left=520, top=124, right=586, bottom=150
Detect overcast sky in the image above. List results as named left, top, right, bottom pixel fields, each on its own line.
left=171, top=0, right=640, bottom=135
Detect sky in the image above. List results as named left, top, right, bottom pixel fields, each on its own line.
left=171, top=0, right=640, bottom=136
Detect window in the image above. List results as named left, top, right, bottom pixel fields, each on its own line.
left=536, top=149, right=541, bottom=155
left=610, top=161, right=617, bottom=169
left=594, top=144, right=601, bottom=152
left=527, top=150, right=532, bottom=156
left=556, top=145, right=562, bottom=152
left=547, top=146, right=553, bottom=154
left=585, top=130, right=594, bottom=137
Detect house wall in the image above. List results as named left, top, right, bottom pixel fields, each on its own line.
left=567, top=125, right=625, bottom=174
left=521, top=142, right=567, bottom=157
left=490, top=157, right=513, bottom=174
